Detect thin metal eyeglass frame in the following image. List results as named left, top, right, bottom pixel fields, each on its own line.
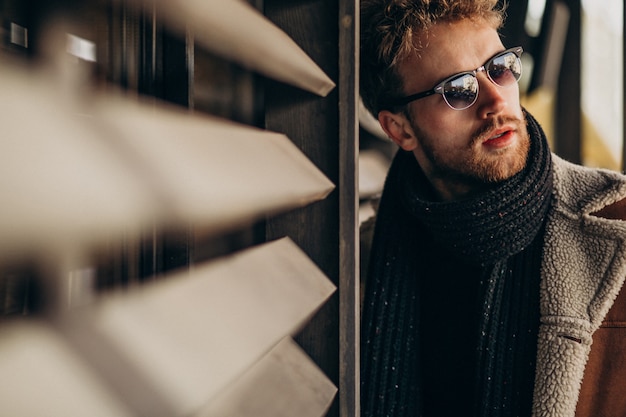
left=384, top=46, right=523, bottom=110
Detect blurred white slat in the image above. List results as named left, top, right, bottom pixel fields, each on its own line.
left=0, top=320, right=133, bottom=417
left=0, top=61, right=334, bottom=259
left=359, top=96, right=388, bottom=140
left=0, top=65, right=158, bottom=259
left=359, top=149, right=390, bottom=199
left=93, top=94, right=335, bottom=236
left=142, top=0, right=335, bottom=96
left=197, top=337, right=337, bottom=417
left=66, top=237, right=336, bottom=416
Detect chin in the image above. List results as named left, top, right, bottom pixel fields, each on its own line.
left=472, top=142, right=530, bottom=183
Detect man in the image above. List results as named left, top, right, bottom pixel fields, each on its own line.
left=359, top=1, right=626, bottom=416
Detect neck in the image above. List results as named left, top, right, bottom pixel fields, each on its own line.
left=423, top=169, right=493, bottom=202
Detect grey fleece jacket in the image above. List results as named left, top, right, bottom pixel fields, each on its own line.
left=534, top=154, right=626, bottom=416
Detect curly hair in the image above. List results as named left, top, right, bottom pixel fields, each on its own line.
left=361, top=0, right=507, bottom=115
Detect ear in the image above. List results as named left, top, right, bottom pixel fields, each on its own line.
left=377, top=110, right=418, bottom=151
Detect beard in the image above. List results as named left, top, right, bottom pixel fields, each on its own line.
left=411, top=112, right=531, bottom=188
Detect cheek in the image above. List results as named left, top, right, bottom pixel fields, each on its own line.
left=420, top=112, right=471, bottom=143
left=505, top=88, right=523, bottom=113
left=410, top=100, right=486, bottom=147
left=412, top=103, right=456, bottom=135
left=416, top=117, right=471, bottom=158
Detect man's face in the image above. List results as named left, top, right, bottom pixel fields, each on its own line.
left=381, top=18, right=530, bottom=200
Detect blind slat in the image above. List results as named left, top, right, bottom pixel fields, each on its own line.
left=0, top=321, right=134, bottom=417
left=0, top=64, right=334, bottom=258
left=94, top=94, right=335, bottom=235
left=0, top=66, right=158, bottom=259
left=62, top=237, right=335, bottom=416
left=133, top=0, right=336, bottom=96
left=198, top=337, right=337, bottom=417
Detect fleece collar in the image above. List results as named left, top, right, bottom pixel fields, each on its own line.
left=533, top=154, right=626, bottom=417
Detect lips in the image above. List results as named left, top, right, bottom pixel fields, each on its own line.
left=472, top=117, right=521, bottom=147
left=485, top=130, right=511, bottom=142
left=482, top=127, right=515, bottom=148
left=485, top=127, right=513, bottom=142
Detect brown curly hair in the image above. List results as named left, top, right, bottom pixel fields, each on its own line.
left=361, top=0, right=507, bottom=115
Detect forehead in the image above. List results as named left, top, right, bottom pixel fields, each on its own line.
left=397, top=19, right=505, bottom=93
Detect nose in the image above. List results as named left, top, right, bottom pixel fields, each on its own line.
left=475, top=71, right=507, bottom=119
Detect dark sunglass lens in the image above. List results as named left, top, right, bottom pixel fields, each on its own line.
left=443, top=73, right=478, bottom=109
left=488, top=52, right=521, bottom=86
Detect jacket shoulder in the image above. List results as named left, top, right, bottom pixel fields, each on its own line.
left=552, top=154, right=626, bottom=218
left=591, top=196, right=626, bottom=221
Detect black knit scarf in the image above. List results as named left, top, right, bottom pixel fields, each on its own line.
left=361, top=111, right=553, bottom=417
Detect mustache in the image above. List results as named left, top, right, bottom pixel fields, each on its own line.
left=471, top=115, right=524, bottom=143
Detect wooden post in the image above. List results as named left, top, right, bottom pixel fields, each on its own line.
left=264, top=1, right=346, bottom=416
left=555, top=0, right=582, bottom=163
left=339, top=1, right=360, bottom=417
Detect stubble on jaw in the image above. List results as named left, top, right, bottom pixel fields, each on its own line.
left=466, top=113, right=531, bottom=182
left=410, top=112, right=531, bottom=195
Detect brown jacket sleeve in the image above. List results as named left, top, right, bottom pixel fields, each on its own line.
left=576, top=197, right=626, bottom=417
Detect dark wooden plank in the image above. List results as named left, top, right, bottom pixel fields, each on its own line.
left=497, top=0, right=529, bottom=51
left=555, top=0, right=581, bottom=163
left=264, top=1, right=341, bottom=416
left=338, top=1, right=359, bottom=417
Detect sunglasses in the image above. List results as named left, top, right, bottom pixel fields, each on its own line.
left=383, top=46, right=523, bottom=111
